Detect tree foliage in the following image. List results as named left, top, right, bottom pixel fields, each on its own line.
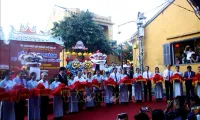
left=51, top=10, right=113, bottom=54
left=114, top=42, right=133, bottom=61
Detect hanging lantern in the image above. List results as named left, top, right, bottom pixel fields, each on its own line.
left=175, top=44, right=180, bottom=48
left=71, top=52, right=76, bottom=56
left=78, top=52, right=82, bottom=56
left=88, top=53, right=92, bottom=56
left=83, top=52, right=88, bottom=56
left=66, top=51, right=71, bottom=55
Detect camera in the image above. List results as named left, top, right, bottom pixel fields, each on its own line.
left=116, top=113, right=128, bottom=120
left=140, top=107, right=151, bottom=113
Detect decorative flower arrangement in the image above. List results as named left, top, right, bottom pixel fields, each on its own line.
left=83, top=60, right=93, bottom=69
left=18, top=50, right=43, bottom=66
left=89, top=50, right=107, bottom=64
left=72, top=60, right=81, bottom=69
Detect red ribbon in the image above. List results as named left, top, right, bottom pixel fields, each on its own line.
left=132, top=75, right=146, bottom=83
left=103, top=78, right=116, bottom=87
left=118, top=76, right=132, bottom=85
left=150, top=74, right=163, bottom=84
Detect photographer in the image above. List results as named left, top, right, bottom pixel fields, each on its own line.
left=139, top=107, right=164, bottom=120
left=164, top=96, right=189, bottom=120
left=187, top=95, right=200, bottom=120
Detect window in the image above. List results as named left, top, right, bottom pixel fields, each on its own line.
left=188, top=0, right=200, bottom=19
left=172, top=38, right=200, bottom=65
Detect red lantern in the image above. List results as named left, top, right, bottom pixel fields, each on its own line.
left=175, top=44, right=180, bottom=48
left=66, top=57, right=70, bottom=62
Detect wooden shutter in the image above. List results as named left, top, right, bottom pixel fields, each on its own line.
left=163, top=43, right=172, bottom=65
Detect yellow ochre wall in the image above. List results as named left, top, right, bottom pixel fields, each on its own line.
left=133, top=0, right=200, bottom=73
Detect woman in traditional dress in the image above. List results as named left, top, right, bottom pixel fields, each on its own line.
left=196, top=66, right=200, bottom=97
left=173, top=66, right=183, bottom=98
left=68, top=73, right=78, bottom=113
left=27, top=72, right=40, bottom=120
left=50, top=74, right=63, bottom=120
left=38, top=72, right=49, bottom=120
left=0, top=70, right=16, bottom=120
left=133, top=68, right=143, bottom=103
left=154, top=67, right=163, bottom=101
left=119, top=69, right=129, bottom=104
left=104, top=72, right=114, bottom=107
left=85, top=72, right=95, bottom=109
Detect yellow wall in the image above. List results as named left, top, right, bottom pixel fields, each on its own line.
left=135, top=0, right=200, bottom=73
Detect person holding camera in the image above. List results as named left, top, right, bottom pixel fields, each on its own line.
left=184, top=45, right=195, bottom=63
left=164, top=96, right=188, bottom=120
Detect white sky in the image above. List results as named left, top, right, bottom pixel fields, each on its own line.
left=1, top=0, right=167, bottom=43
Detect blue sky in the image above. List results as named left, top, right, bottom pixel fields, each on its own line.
left=1, top=0, right=167, bottom=43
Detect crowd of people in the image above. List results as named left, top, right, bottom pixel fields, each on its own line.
left=0, top=63, right=200, bottom=120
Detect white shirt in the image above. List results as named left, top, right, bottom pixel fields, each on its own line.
left=163, top=69, right=174, bottom=81
left=50, top=81, right=61, bottom=89
left=143, top=71, right=153, bottom=79
left=68, top=79, right=75, bottom=86
left=27, top=79, right=38, bottom=90
left=110, top=72, right=120, bottom=82
left=74, top=76, right=86, bottom=82
left=184, top=50, right=195, bottom=60
left=0, top=79, right=16, bottom=91
left=13, top=77, right=27, bottom=88
left=38, top=80, right=49, bottom=89
left=133, top=73, right=142, bottom=78
left=92, top=74, right=104, bottom=83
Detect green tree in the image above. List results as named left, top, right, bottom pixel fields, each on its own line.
left=51, top=10, right=113, bottom=54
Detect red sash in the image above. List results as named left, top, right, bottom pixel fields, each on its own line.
left=150, top=74, right=163, bottom=84
left=132, top=75, right=146, bottom=83
left=92, top=79, right=101, bottom=88
left=118, top=76, right=132, bottom=85
left=0, top=88, right=9, bottom=101
left=103, top=78, right=116, bottom=87
left=170, top=73, right=184, bottom=83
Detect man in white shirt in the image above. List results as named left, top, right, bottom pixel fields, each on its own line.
left=13, top=71, right=27, bottom=120
left=184, top=45, right=195, bottom=63
left=74, top=70, right=85, bottom=110
left=143, top=66, right=153, bottom=102
left=163, top=64, right=174, bottom=100
left=93, top=69, right=104, bottom=107
left=110, top=68, right=120, bottom=104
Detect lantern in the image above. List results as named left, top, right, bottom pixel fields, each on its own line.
left=89, top=53, right=92, bottom=56
left=83, top=52, right=88, bottom=56
left=78, top=52, right=82, bottom=56
left=71, top=52, right=76, bottom=56
left=66, top=51, right=71, bottom=55
left=175, top=44, right=180, bottom=48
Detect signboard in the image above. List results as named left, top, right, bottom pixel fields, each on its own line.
left=0, top=40, right=9, bottom=70
left=9, top=40, right=63, bottom=78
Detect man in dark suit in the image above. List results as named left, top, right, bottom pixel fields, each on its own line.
left=58, top=67, right=68, bottom=114
left=127, top=64, right=134, bottom=102
left=184, top=66, right=195, bottom=101
left=58, top=67, right=68, bottom=85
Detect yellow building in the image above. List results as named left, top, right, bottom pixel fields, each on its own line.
left=46, top=6, right=120, bottom=67
left=132, top=0, right=200, bottom=73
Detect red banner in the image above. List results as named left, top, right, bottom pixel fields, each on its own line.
left=170, top=73, right=184, bottom=83
left=132, top=75, right=146, bottom=83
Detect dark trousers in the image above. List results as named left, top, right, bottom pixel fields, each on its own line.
left=165, top=81, right=173, bottom=100
left=14, top=100, right=26, bottom=120
left=128, top=85, right=132, bottom=101
left=144, top=81, right=152, bottom=102
left=78, top=91, right=84, bottom=110
left=94, top=90, right=102, bottom=107
left=54, top=117, right=62, bottom=120
left=185, top=80, right=194, bottom=100
left=40, top=96, right=49, bottom=120
left=113, top=85, right=119, bottom=104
